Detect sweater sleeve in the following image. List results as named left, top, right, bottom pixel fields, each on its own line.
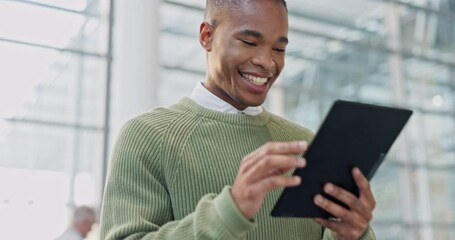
left=322, top=225, right=376, bottom=239
left=100, top=118, right=256, bottom=240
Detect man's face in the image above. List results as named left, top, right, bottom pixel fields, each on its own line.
left=201, top=1, right=288, bottom=110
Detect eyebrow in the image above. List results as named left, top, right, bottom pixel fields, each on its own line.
left=238, top=29, right=289, bottom=44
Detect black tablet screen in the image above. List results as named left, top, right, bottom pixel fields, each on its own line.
left=271, top=100, right=412, bottom=218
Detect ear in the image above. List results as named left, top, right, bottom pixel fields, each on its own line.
left=199, top=22, right=214, bottom=51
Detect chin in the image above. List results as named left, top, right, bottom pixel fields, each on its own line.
left=242, top=97, right=266, bottom=108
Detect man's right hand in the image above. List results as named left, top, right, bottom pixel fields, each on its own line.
left=230, top=141, right=308, bottom=219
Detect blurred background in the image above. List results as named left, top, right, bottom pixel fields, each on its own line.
left=0, top=0, right=454, bottom=239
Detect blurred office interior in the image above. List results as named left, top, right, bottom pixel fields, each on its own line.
left=0, top=0, right=454, bottom=239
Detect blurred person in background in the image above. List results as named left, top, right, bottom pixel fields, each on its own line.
left=55, top=206, right=97, bottom=240
left=100, top=0, right=376, bottom=239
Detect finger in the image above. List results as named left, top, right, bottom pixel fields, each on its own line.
left=240, top=141, right=307, bottom=172
left=314, top=218, right=346, bottom=236
left=244, top=155, right=306, bottom=182
left=251, top=175, right=301, bottom=195
left=257, top=141, right=308, bottom=157
left=313, top=194, right=355, bottom=220
left=315, top=217, right=368, bottom=239
left=353, top=167, right=376, bottom=210
left=242, top=154, right=305, bottom=177
left=323, top=183, right=371, bottom=221
left=314, top=194, right=369, bottom=231
left=265, top=168, right=288, bottom=177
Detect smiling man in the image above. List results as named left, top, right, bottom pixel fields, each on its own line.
left=201, top=0, right=288, bottom=110
left=100, top=0, right=376, bottom=239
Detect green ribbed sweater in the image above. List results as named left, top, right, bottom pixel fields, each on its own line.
left=100, top=97, right=375, bottom=240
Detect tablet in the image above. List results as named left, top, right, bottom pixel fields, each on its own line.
left=271, top=100, right=412, bottom=218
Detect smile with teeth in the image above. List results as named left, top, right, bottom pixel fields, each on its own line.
left=240, top=72, right=269, bottom=86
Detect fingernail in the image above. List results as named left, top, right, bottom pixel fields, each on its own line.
left=298, top=158, right=306, bottom=165
left=325, top=183, right=333, bottom=193
left=314, top=195, right=323, bottom=205
left=298, top=141, right=306, bottom=148
left=294, top=176, right=301, bottom=184
left=353, top=167, right=361, bottom=175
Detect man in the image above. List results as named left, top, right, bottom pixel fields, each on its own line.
left=100, top=0, right=376, bottom=239
left=55, top=206, right=96, bottom=240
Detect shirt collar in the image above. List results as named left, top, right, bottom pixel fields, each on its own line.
left=190, top=82, right=263, bottom=116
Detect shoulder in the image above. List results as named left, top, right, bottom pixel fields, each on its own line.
left=118, top=99, right=203, bottom=145
left=110, top=104, right=194, bottom=171
left=266, top=111, right=314, bottom=141
left=120, top=104, right=187, bottom=136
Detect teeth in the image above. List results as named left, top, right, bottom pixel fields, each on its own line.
left=241, top=73, right=268, bottom=85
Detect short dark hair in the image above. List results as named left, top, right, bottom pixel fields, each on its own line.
left=204, top=0, right=287, bottom=27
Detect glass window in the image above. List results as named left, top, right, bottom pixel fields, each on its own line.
left=0, top=1, right=110, bottom=239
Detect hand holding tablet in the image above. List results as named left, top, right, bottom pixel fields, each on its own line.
left=271, top=100, right=413, bottom=218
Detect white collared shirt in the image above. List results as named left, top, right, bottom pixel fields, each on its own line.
left=190, top=82, right=263, bottom=116
left=54, top=228, right=83, bottom=240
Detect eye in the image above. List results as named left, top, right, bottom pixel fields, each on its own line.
left=240, top=39, right=257, bottom=46
left=273, top=48, right=286, bottom=53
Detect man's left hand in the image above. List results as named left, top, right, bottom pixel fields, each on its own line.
left=313, top=167, right=376, bottom=240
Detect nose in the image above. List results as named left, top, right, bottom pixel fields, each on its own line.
left=251, top=48, right=276, bottom=72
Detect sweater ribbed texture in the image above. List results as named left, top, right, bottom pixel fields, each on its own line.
left=100, top=97, right=376, bottom=240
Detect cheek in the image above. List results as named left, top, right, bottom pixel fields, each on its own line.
left=275, top=56, right=285, bottom=71
left=221, top=43, right=247, bottom=67
left=219, top=53, right=240, bottom=79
